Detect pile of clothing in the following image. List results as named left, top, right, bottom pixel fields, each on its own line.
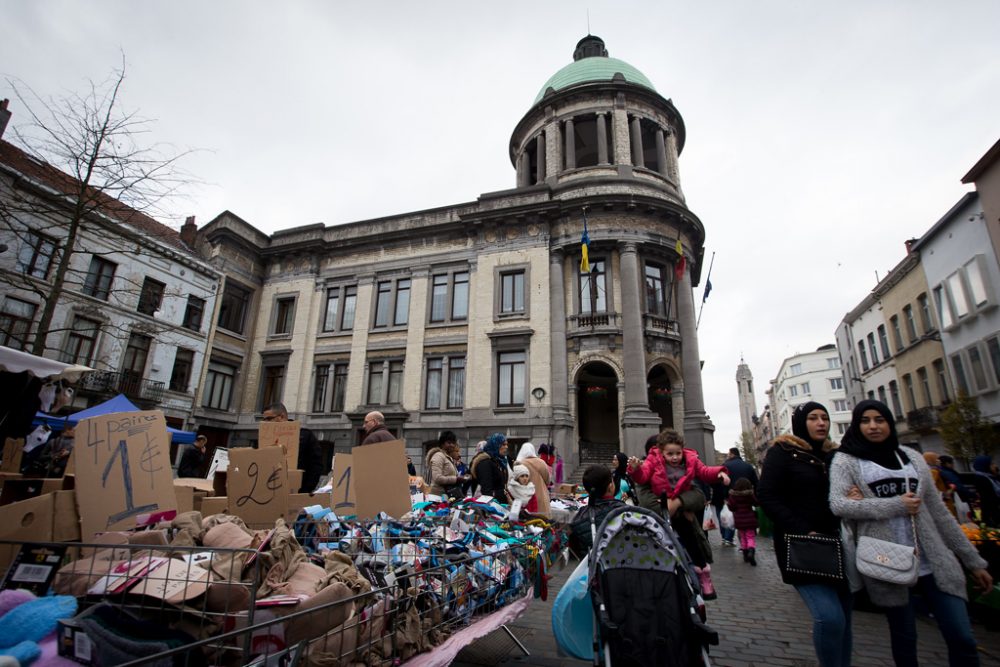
left=9, top=499, right=557, bottom=667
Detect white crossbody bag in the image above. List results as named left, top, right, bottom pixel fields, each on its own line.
left=854, top=452, right=920, bottom=586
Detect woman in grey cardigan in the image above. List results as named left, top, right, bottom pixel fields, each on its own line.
left=829, top=400, right=992, bottom=667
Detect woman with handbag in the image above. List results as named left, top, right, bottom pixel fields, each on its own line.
left=829, top=399, right=992, bottom=667
left=758, top=401, right=852, bottom=667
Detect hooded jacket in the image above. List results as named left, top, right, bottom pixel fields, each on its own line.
left=630, top=447, right=724, bottom=499
left=424, top=447, right=460, bottom=497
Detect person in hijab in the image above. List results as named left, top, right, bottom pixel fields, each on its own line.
left=758, top=401, right=851, bottom=667
left=514, top=442, right=551, bottom=517
left=830, top=400, right=991, bottom=667
left=612, top=452, right=638, bottom=504
left=474, top=433, right=510, bottom=504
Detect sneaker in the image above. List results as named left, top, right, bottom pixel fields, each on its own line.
left=722, top=540, right=736, bottom=547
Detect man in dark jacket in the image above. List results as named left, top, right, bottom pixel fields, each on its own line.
left=713, top=447, right=759, bottom=546
left=262, top=403, right=323, bottom=493
left=177, top=435, right=208, bottom=478
left=360, top=411, right=396, bottom=445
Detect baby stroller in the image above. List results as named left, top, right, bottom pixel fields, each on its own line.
left=589, top=505, right=718, bottom=666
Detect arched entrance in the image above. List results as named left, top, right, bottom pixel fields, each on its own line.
left=577, top=361, right=620, bottom=454
left=647, top=364, right=674, bottom=429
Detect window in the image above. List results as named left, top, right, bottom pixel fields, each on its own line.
left=917, top=367, right=932, bottom=406
left=425, top=356, right=466, bottom=410
left=888, top=381, right=903, bottom=418
left=987, top=338, right=1000, bottom=386
left=903, top=374, right=916, bottom=411
left=373, top=278, right=410, bottom=328
left=501, top=270, right=528, bottom=315
left=430, top=271, right=469, bottom=323
left=867, top=332, right=879, bottom=366
left=951, top=354, right=970, bottom=396
left=890, top=315, right=904, bottom=352
left=82, top=257, right=116, bottom=301
left=968, top=345, right=989, bottom=392
left=827, top=357, right=841, bottom=369
left=497, top=351, right=526, bottom=406
left=877, top=385, right=887, bottom=406
left=934, top=285, right=954, bottom=329
left=16, top=230, right=56, bottom=280
left=858, top=341, right=869, bottom=372
left=273, top=297, right=295, bottom=335
left=965, top=257, right=989, bottom=309
left=877, top=325, right=891, bottom=360
left=137, top=277, right=165, bottom=316
left=183, top=296, right=205, bottom=332
left=365, top=359, right=404, bottom=404
left=203, top=361, right=237, bottom=410
left=580, top=261, right=610, bottom=315
left=801, top=382, right=810, bottom=395
left=903, top=305, right=917, bottom=343
left=790, top=363, right=802, bottom=376
left=218, top=282, right=251, bottom=334
left=837, top=423, right=848, bottom=435
left=312, top=362, right=349, bottom=412
left=388, top=360, right=404, bottom=403
left=322, top=285, right=357, bottom=332
left=367, top=361, right=384, bottom=404
left=933, top=359, right=951, bottom=403
left=833, top=399, right=849, bottom=412
left=644, top=263, right=667, bottom=316
left=261, top=364, right=285, bottom=409
left=830, top=377, right=843, bottom=390
left=0, top=297, right=36, bottom=350
left=947, top=272, right=970, bottom=319
left=169, top=348, right=194, bottom=392
left=917, top=293, right=933, bottom=332
left=789, top=385, right=799, bottom=397
left=60, top=316, right=99, bottom=365
left=867, top=390, right=876, bottom=400
left=122, top=333, right=152, bottom=377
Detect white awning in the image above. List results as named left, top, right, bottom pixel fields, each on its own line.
left=0, top=345, right=93, bottom=382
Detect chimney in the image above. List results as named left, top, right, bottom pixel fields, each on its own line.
left=180, top=215, right=197, bottom=247
left=0, top=99, right=11, bottom=140
left=904, top=237, right=918, bottom=254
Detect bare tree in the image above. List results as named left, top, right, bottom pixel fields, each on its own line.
left=0, top=63, right=198, bottom=358
left=738, top=430, right=758, bottom=467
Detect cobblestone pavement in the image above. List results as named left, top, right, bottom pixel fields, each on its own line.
left=455, top=529, right=1000, bottom=666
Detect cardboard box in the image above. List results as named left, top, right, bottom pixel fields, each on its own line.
left=556, top=483, right=578, bottom=496
left=52, top=490, right=81, bottom=542
left=0, top=493, right=55, bottom=571
left=174, top=484, right=195, bottom=514
left=288, top=469, right=303, bottom=492
left=0, top=477, right=68, bottom=506
left=173, top=478, right=215, bottom=494
left=1, top=438, right=24, bottom=473
left=199, top=496, right=228, bottom=516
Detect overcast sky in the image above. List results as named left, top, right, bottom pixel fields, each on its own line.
left=5, top=1, right=1000, bottom=452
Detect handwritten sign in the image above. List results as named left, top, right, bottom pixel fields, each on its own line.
left=259, top=421, right=300, bottom=468
left=75, top=411, right=177, bottom=542
left=352, top=440, right=411, bottom=520
left=331, top=453, right=356, bottom=513
left=227, top=447, right=288, bottom=527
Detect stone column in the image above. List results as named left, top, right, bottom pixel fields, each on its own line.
left=535, top=133, right=546, bottom=184
left=618, top=242, right=662, bottom=456
left=655, top=128, right=668, bottom=177
left=549, top=251, right=576, bottom=469
left=665, top=128, right=681, bottom=185
left=596, top=113, right=609, bottom=165
left=676, top=261, right=716, bottom=462
left=516, top=152, right=529, bottom=188
left=564, top=118, right=576, bottom=170
left=630, top=116, right=644, bottom=167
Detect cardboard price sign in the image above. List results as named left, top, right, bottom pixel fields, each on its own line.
left=75, top=411, right=177, bottom=541
left=227, top=447, right=289, bottom=527
left=331, top=453, right=356, bottom=513
left=259, top=421, right=300, bottom=468
left=351, top=440, right=411, bottom=520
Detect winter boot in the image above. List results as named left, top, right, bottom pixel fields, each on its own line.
left=694, top=565, right=717, bottom=600
left=742, top=548, right=749, bottom=563
left=748, top=548, right=757, bottom=567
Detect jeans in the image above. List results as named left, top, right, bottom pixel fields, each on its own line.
left=884, top=574, right=979, bottom=666
left=720, top=525, right=736, bottom=543
left=738, top=528, right=756, bottom=550
left=794, top=583, right=853, bottom=667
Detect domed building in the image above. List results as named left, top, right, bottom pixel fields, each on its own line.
left=191, top=35, right=716, bottom=469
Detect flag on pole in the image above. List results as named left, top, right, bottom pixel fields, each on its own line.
left=702, top=277, right=713, bottom=303
left=673, top=238, right=686, bottom=280
left=580, top=209, right=590, bottom=273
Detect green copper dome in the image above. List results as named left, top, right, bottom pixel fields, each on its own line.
left=533, top=36, right=656, bottom=104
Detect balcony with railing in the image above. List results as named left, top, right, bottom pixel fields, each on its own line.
left=643, top=314, right=680, bottom=337
left=907, top=406, right=940, bottom=433
left=569, top=312, right=620, bottom=332
left=78, top=370, right=166, bottom=405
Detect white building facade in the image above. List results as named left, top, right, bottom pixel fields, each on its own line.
left=769, top=345, right=851, bottom=440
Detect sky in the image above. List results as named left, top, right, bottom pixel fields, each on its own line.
left=4, top=1, right=1000, bottom=452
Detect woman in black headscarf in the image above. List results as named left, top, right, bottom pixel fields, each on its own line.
left=758, top=401, right=851, bottom=667
left=830, top=400, right=991, bottom=667
left=611, top=452, right=638, bottom=504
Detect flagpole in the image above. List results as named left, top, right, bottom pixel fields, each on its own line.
left=696, top=251, right=716, bottom=329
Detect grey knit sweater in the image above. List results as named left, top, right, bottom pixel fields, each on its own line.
left=829, top=446, right=987, bottom=606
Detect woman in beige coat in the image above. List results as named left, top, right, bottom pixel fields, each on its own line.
left=425, top=442, right=467, bottom=498
left=515, top=442, right=551, bottom=518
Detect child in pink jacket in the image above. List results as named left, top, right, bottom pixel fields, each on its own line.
left=628, top=429, right=729, bottom=599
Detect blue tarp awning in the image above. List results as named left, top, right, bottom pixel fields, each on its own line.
left=34, top=394, right=196, bottom=444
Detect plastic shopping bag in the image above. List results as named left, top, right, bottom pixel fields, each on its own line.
left=551, top=555, right=594, bottom=660
left=719, top=505, right=735, bottom=531
left=702, top=505, right=718, bottom=531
